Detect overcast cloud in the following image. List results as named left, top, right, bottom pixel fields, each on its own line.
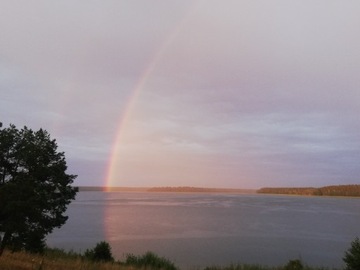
left=1, top=1, right=360, bottom=188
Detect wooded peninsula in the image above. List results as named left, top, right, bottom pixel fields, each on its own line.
left=257, top=184, right=360, bottom=197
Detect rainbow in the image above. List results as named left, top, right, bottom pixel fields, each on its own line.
left=104, top=63, right=153, bottom=190
left=104, top=1, right=203, bottom=189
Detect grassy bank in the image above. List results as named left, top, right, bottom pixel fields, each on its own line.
left=0, top=249, right=128, bottom=270
left=0, top=248, right=179, bottom=270
left=0, top=249, right=340, bottom=270
left=203, top=262, right=337, bottom=270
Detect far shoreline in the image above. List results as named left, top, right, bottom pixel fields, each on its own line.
left=77, top=184, right=360, bottom=198
left=77, top=186, right=257, bottom=194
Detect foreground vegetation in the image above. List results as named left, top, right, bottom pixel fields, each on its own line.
left=257, top=185, right=360, bottom=197
left=0, top=249, right=123, bottom=270
left=204, top=262, right=334, bottom=270
left=0, top=246, right=179, bottom=270
left=2, top=237, right=360, bottom=270
left=0, top=250, right=341, bottom=270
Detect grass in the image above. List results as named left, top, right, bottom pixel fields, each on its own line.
left=0, top=249, right=130, bottom=270
left=0, top=247, right=181, bottom=270
left=203, top=265, right=335, bottom=270
left=203, top=259, right=337, bottom=270
left=0, top=249, right=340, bottom=270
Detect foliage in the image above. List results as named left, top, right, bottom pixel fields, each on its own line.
left=0, top=248, right=125, bottom=270
left=0, top=246, right=341, bottom=270
left=203, top=264, right=273, bottom=270
left=203, top=263, right=329, bottom=270
left=257, top=187, right=316, bottom=196
left=85, top=241, right=114, bottom=262
left=45, top=247, right=83, bottom=260
left=125, top=251, right=178, bottom=270
left=257, top=185, right=360, bottom=197
left=0, top=124, right=78, bottom=254
left=284, top=259, right=303, bottom=270
left=343, top=237, right=360, bottom=270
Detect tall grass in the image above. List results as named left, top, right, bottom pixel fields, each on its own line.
left=203, top=263, right=336, bottom=270
left=0, top=249, right=339, bottom=270
left=0, top=249, right=127, bottom=270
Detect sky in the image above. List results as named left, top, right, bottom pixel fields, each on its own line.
left=1, top=0, right=360, bottom=189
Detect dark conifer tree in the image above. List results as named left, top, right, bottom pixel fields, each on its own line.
left=0, top=124, right=78, bottom=254
left=344, top=237, right=360, bottom=270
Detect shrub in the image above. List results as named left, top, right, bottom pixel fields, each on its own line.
left=203, top=265, right=270, bottom=270
left=125, top=251, right=178, bottom=270
left=284, top=259, right=303, bottom=270
left=45, top=247, right=81, bottom=260
left=84, top=241, right=114, bottom=262
left=343, top=237, right=360, bottom=270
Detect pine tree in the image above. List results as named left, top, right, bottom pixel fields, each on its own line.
left=0, top=124, right=78, bottom=254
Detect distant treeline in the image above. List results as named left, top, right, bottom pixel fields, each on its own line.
left=79, top=186, right=149, bottom=192
left=147, top=186, right=255, bottom=194
left=78, top=186, right=256, bottom=194
left=257, top=185, right=360, bottom=197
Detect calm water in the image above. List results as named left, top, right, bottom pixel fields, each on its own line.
left=47, top=192, right=360, bottom=269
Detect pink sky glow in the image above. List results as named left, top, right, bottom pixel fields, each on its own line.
left=1, top=1, right=360, bottom=189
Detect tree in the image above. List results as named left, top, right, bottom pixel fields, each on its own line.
left=343, top=237, right=360, bottom=270
left=84, top=241, right=114, bottom=262
left=0, top=124, right=78, bottom=255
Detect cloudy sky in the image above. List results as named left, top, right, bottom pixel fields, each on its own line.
left=1, top=1, right=360, bottom=189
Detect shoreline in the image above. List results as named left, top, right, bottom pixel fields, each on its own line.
left=78, top=186, right=257, bottom=194
left=77, top=185, right=360, bottom=198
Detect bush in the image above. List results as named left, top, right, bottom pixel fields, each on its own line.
left=343, top=237, right=360, bottom=270
left=84, top=241, right=114, bottom=262
left=284, top=259, right=303, bottom=270
left=45, top=247, right=81, bottom=260
left=125, top=251, right=178, bottom=270
left=203, top=265, right=270, bottom=270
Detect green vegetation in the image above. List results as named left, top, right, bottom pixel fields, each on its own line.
left=124, top=251, right=178, bottom=270
left=204, top=259, right=330, bottom=270
left=257, top=185, right=360, bottom=197
left=283, top=260, right=303, bottom=270
left=0, top=124, right=78, bottom=255
left=204, top=239, right=360, bottom=270
left=0, top=242, right=179, bottom=270
left=203, top=260, right=330, bottom=270
left=85, top=241, right=114, bottom=262
left=2, top=238, right=360, bottom=270
left=0, top=248, right=327, bottom=270
left=0, top=247, right=125, bottom=270
left=343, top=237, right=360, bottom=270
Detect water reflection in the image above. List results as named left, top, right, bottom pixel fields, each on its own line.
left=48, top=192, right=360, bottom=269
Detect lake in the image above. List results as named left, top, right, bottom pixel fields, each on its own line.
left=46, top=191, right=360, bottom=269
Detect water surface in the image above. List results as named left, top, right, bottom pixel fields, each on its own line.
left=47, top=192, right=360, bottom=269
